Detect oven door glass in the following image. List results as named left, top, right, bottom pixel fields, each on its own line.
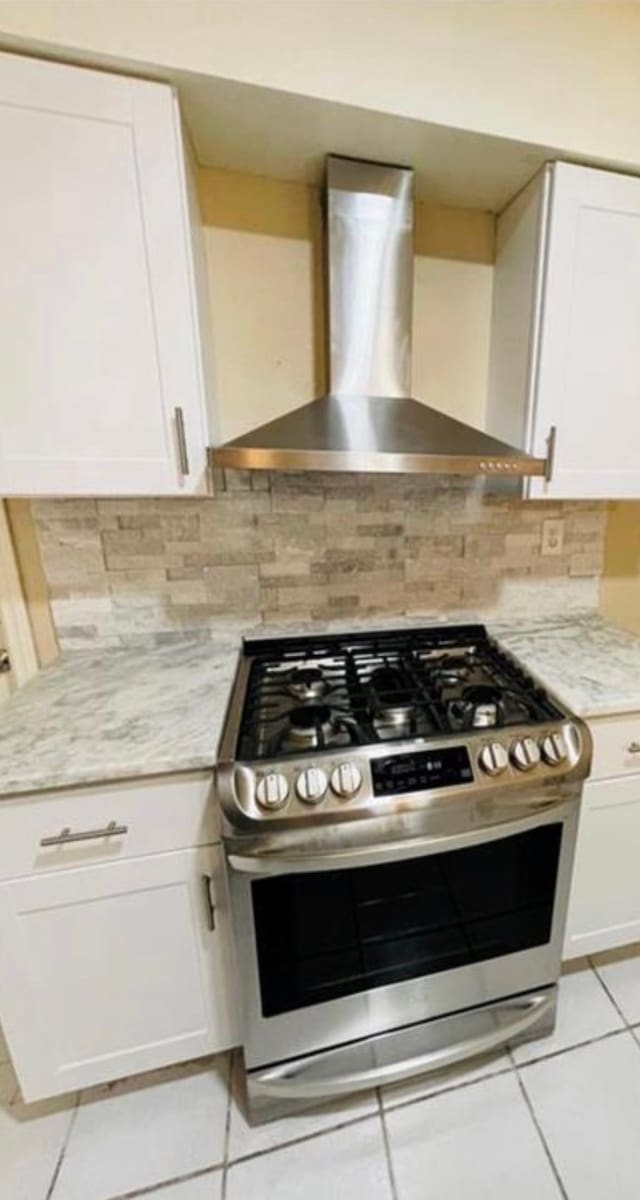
left=251, top=824, right=562, bottom=1018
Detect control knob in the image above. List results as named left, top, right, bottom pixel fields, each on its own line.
left=510, top=737, right=541, bottom=772
left=478, top=742, right=509, bottom=777
left=255, top=772, right=289, bottom=810
left=296, top=767, right=328, bottom=805
left=540, top=732, right=568, bottom=767
left=330, top=762, right=362, bottom=799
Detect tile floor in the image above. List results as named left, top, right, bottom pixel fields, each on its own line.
left=5, top=949, right=640, bottom=1199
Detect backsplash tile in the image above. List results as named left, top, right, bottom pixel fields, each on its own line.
left=32, top=472, right=607, bottom=649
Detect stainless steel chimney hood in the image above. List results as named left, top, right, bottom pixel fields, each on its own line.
left=210, top=155, right=549, bottom=479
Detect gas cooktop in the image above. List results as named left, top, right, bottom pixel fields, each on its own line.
left=216, top=624, right=590, bottom=833
left=236, top=625, right=562, bottom=761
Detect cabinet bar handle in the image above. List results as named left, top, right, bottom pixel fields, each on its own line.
left=627, top=742, right=640, bottom=754
left=202, top=874, right=216, bottom=931
left=544, top=425, right=557, bottom=484
left=40, top=820, right=128, bottom=848
left=174, top=406, right=190, bottom=476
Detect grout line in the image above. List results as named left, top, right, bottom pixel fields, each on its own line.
left=588, top=954, right=634, bottom=1030
left=377, top=1090, right=399, bottom=1200
left=514, top=1024, right=627, bottom=1071
left=111, top=1164, right=224, bottom=1199
left=377, top=1061, right=516, bottom=1117
left=227, top=1106, right=381, bottom=1167
left=515, top=1070, right=569, bottom=1200
left=220, top=1051, right=233, bottom=1200
left=46, top=1092, right=81, bottom=1200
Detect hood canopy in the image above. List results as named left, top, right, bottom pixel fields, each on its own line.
left=211, top=155, right=547, bottom=480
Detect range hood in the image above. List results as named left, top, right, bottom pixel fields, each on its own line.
left=211, top=155, right=549, bottom=478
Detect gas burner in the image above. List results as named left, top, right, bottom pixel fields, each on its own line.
left=280, top=704, right=349, bottom=752
left=428, top=654, right=474, bottom=688
left=287, top=666, right=328, bottom=702
left=448, top=685, right=504, bottom=731
left=368, top=666, right=417, bottom=725
left=235, top=623, right=566, bottom=762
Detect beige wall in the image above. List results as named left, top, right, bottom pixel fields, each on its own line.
left=198, top=167, right=494, bottom=442
left=600, top=503, right=640, bottom=634
left=1, top=2, right=640, bottom=167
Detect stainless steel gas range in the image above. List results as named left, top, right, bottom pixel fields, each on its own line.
left=216, top=624, right=591, bottom=1123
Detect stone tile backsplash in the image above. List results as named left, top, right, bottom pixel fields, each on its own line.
left=32, top=471, right=607, bottom=649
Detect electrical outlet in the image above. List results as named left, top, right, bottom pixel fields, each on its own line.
left=541, top=518, right=565, bottom=557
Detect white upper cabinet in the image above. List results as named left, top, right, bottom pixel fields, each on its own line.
left=0, top=52, right=212, bottom=496
left=487, top=161, right=640, bottom=500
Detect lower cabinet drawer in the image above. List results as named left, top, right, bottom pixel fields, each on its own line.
left=588, top=713, right=640, bottom=781
left=0, top=844, right=238, bottom=1101
left=565, top=775, right=640, bottom=958
left=0, top=773, right=218, bottom=881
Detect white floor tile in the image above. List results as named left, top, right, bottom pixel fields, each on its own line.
left=53, top=1055, right=229, bottom=1200
left=0, top=1062, right=76, bottom=1200
left=522, top=1030, right=640, bottom=1199
left=511, top=958, right=623, bottom=1064
left=592, top=942, right=640, bottom=1024
left=226, top=1117, right=392, bottom=1200
left=380, top=1045, right=511, bottom=1109
left=385, top=1071, right=561, bottom=1200
left=227, top=1051, right=378, bottom=1160
left=145, top=1170, right=222, bottom=1199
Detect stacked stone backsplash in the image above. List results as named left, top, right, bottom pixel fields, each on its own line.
left=32, top=470, right=607, bottom=650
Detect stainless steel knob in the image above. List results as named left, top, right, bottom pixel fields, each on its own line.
left=478, top=742, right=509, bottom=777
left=296, top=767, right=328, bottom=805
left=540, top=732, right=568, bottom=767
left=255, top=772, right=289, bottom=810
left=510, top=737, right=541, bottom=772
left=330, top=762, right=362, bottom=799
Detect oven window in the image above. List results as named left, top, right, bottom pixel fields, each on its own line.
left=251, top=824, right=562, bottom=1017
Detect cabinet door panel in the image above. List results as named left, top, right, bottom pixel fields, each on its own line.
left=529, top=163, right=640, bottom=499
left=565, top=776, right=640, bottom=958
left=0, top=847, right=236, bottom=1100
left=0, top=52, right=208, bottom=495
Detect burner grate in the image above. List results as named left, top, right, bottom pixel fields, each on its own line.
left=236, top=625, right=562, bottom=761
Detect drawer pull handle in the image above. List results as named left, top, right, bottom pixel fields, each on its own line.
left=628, top=742, right=640, bottom=755
left=202, top=874, right=216, bottom=932
left=40, top=820, right=128, bottom=848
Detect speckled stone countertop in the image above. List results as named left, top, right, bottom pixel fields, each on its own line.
left=1, top=611, right=640, bottom=798
left=0, top=635, right=240, bottom=798
left=493, top=611, right=640, bottom=720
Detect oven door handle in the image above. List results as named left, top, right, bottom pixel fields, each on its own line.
left=249, top=990, right=555, bottom=1100
left=227, top=801, right=570, bottom=876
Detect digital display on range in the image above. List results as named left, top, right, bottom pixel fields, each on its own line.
left=371, top=746, right=473, bottom=797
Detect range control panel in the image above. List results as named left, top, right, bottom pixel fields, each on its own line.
left=371, top=746, right=474, bottom=798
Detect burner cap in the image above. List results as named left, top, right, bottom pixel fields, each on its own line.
left=288, top=666, right=328, bottom=702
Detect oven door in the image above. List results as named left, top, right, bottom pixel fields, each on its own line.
left=226, top=796, right=579, bottom=1078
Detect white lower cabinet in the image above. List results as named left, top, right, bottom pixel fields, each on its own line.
left=0, top=844, right=237, bottom=1101
left=565, top=775, right=640, bottom=959
left=565, top=711, right=640, bottom=959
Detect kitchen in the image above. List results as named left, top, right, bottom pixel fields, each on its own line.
left=1, top=3, right=640, bottom=1198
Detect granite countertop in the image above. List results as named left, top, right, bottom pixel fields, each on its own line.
left=1, top=611, right=640, bottom=799
left=0, top=635, right=240, bottom=798
left=493, top=611, right=640, bottom=719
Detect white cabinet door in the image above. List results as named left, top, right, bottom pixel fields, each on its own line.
left=0, top=846, right=237, bottom=1101
left=489, top=161, right=640, bottom=500
left=530, top=162, right=640, bottom=500
left=0, top=52, right=210, bottom=496
left=565, top=776, right=640, bottom=959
